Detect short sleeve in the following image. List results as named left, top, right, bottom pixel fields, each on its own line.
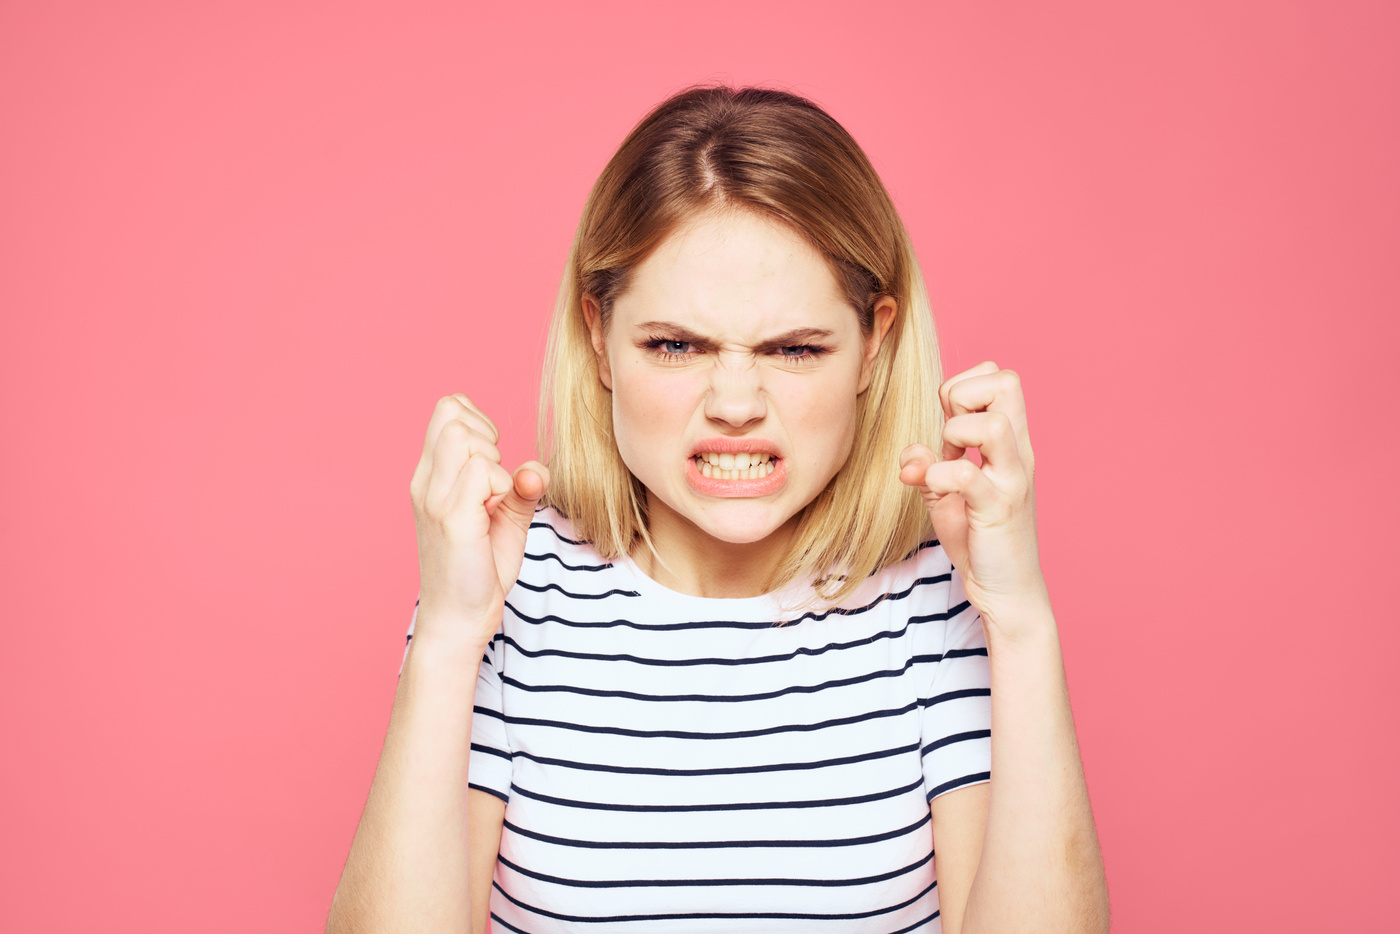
left=918, top=563, right=993, bottom=802
left=399, top=593, right=514, bottom=803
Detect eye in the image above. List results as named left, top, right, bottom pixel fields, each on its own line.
left=775, top=345, right=827, bottom=363
left=641, top=337, right=698, bottom=361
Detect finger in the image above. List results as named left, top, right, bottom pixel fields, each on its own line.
left=941, top=369, right=1031, bottom=467
left=414, top=421, right=486, bottom=507
left=942, top=412, right=1025, bottom=482
left=424, top=421, right=503, bottom=514
left=448, top=393, right=500, bottom=443
left=923, top=457, right=1000, bottom=515
left=938, top=361, right=1000, bottom=421
left=425, top=410, right=500, bottom=470
left=414, top=396, right=501, bottom=489
left=447, top=452, right=514, bottom=520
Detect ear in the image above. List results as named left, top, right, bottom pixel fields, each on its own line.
left=857, top=297, right=898, bottom=393
left=581, top=295, right=613, bottom=391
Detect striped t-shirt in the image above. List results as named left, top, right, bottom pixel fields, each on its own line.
left=402, top=506, right=992, bottom=933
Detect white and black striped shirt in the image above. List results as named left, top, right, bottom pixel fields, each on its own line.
left=403, top=506, right=992, bottom=933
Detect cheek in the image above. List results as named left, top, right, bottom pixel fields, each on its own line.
left=610, top=365, right=698, bottom=460
left=790, top=381, right=860, bottom=460
left=784, top=369, right=868, bottom=478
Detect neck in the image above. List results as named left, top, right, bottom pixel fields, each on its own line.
left=630, top=494, right=800, bottom=599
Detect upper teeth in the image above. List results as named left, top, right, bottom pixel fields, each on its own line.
left=697, top=452, right=772, bottom=469
left=693, top=451, right=776, bottom=480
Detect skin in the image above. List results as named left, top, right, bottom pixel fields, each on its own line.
left=327, top=208, right=1108, bottom=934
left=582, top=207, right=895, bottom=597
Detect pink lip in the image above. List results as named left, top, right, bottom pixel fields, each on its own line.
left=685, top=452, right=788, bottom=498
left=688, top=436, right=783, bottom=458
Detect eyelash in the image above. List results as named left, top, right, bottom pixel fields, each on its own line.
left=641, top=338, right=829, bottom=365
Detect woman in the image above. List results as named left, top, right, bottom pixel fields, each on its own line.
left=328, top=86, right=1108, bottom=933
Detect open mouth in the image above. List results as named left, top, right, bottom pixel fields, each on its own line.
left=691, top=451, right=778, bottom=481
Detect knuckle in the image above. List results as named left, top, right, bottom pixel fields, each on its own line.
left=988, top=412, right=1013, bottom=439
left=438, top=419, right=470, bottom=441
left=953, top=458, right=979, bottom=483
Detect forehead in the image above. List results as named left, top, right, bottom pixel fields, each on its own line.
left=612, top=210, right=857, bottom=338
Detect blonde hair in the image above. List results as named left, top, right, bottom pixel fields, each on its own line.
left=537, top=85, right=945, bottom=611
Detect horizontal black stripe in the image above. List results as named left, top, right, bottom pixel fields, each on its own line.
left=417, top=628, right=979, bottom=671
left=920, top=687, right=991, bottom=708
left=512, top=578, right=640, bottom=600
left=503, top=810, right=931, bottom=850
left=507, top=741, right=919, bottom=777
left=921, top=729, right=991, bottom=757
left=498, top=653, right=933, bottom=704
left=468, top=782, right=508, bottom=804
left=488, top=912, right=528, bottom=934
left=470, top=742, right=511, bottom=761
left=492, top=876, right=937, bottom=923
left=529, top=520, right=589, bottom=546
left=531, top=511, right=939, bottom=566
left=496, top=700, right=917, bottom=742
left=888, top=908, right=941, bottom=934
left=508, top=776, right=927, bottom=813
left=494, top=615, right=968, bottom=670
left=473, top=705, right=506, bottom=722
left=925, top=771, right=992, bottom=801
left=504, top=581, right=961, bottom=634
left=521, top=551, right=613, bottom=572
left=903, top=538, right=942, bottom=559
left=495, top=848, right=932, bottom=889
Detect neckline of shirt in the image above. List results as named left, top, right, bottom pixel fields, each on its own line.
left=612, top=548, right=816, bottom=616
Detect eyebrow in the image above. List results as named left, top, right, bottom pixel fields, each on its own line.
left=635, top=321, right=837, bottom=350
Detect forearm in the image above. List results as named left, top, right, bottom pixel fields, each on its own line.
left=327, top=629, right=486, bottom=934
left=962, top=604, right=1108, bottom=934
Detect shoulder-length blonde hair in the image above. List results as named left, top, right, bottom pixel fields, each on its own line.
left=537, top=85, right=945, bottom=610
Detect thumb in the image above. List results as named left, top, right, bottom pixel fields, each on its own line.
left=492, top=460, right=551, bottom=529
left=898, top=443, right=936, bottom=487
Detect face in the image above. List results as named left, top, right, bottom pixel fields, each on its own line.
left=584, top=209, right=896, bottom=548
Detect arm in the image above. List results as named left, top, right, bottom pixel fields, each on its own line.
left=328, top=393, right=547, bottom=932
left=902, top=362, right=1108, bottom=934
left=960, top=604, right=1106, bottom=934
left=930, top=607, right=1107, bottom=934
left=326, top=631, right=490, bottom=933
left=929, top=782, right=988, bottom=934
left=467, top=789, right=507, bottom=932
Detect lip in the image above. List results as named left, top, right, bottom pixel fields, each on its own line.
left=685, top=451, right=788, bottom=498
left=688, top=436, right=783, bottom=458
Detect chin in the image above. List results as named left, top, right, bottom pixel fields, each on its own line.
left=687, top=501, right=795, bottom=545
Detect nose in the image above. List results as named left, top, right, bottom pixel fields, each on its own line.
left=704, top=354, right=767, bottom=428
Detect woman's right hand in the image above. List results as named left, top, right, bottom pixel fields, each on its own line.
left=408, top=393, right=550, bottom=651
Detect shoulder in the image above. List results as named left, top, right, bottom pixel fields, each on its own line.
left=853, top=535, right=956, bottom=612
left=838, top=535, right=974, bottom=656
left=511, top=507, right=633, bottom=605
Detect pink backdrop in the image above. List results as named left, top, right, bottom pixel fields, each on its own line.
left=3, top=1, right=1397, bottom=930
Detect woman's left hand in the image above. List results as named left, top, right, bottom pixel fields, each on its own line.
left=899, top=361, right=1051, bottom=638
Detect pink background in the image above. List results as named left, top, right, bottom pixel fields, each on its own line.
left=3, top=1, right=1397, bottom=930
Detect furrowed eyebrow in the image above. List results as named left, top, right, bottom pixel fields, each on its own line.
left=635, top=321, right=836, bottom=350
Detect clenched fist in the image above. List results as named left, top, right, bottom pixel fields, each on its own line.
left=408, top=394, right=549, bottom=652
